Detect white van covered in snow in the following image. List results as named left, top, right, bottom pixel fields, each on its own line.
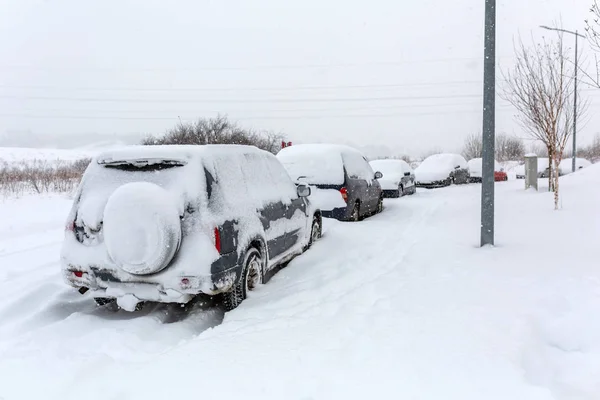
left=61, top=145, right=322, bottom=311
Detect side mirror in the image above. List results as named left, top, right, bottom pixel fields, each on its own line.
left=404, top=172, right=411, bottom=177
left=297, top=183, right=311, bottom=198
left=374, top=171, right=383, bottom=179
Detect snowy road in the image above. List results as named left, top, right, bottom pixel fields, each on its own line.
left=0, top=174, right=599, bottom=400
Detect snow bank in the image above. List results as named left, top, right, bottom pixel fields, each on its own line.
left=415, top=153, right=467, bottom=182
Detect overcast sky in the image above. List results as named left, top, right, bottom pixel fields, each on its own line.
left=0, top=0, right=596, bottom=156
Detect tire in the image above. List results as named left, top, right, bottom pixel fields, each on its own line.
left=308, top=216, right=322, bottom=248
left=376, top=196, right=384, bottom=214
left=223, top=248, right=263, bottom=311
left=349, top=202, right=360, bottom=222
left=94, top=297, right=115, bottom=307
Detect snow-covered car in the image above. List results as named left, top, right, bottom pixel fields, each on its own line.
left=467, top=158, right=507, bottom=182
left=277, top=144, right=383, bottom=221
left=415, top=153, right=469, bottom=188
left=61, top=145, right=322, bottom=311
left=369, top=159, right=416, bottom=197
left=559, top=157, right=592, bottom=175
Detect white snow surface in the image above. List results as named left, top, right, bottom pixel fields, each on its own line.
left=1, top=165, right=600, bottom=399
left=415, top=153, right=468, bottom=182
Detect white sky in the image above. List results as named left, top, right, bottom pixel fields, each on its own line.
left=0, top=0, right=596, bottom=156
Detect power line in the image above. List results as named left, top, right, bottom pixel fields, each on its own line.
left=0, top=108, right=517, bottom=121
left=0, top=80, right=490, bottom=93
left=11, top=100, right=509, bottom=115
left=0, top=56, right=517, bottom=72
left=0, top=93, right=486, bottom=103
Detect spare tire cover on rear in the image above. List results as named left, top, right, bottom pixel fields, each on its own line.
left=103, top=182, right=182, bottom=275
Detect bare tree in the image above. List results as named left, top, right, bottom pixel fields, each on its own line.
left=501, top=33, right=587, bottom=209
left=495, top=134, right=525, bottom=162
left=577, top=133, right=600, bottom=162
left=143, top=115, right=286, bottom=154
left=461, top=133, right=483, bottom=160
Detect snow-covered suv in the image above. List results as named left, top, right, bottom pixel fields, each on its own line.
left=61, top=145, right=322, bottom=311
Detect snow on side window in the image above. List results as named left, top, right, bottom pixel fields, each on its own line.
left=240, top=152, right=296, bottom=206
left=343, top=151, right=374, bottom=181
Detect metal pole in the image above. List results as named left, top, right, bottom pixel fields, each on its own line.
left=572, top=31, right=578, bottom=173
left=481, top=0, right=496, bottom=247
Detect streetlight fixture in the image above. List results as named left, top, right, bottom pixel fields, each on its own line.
left=540, top=25, right=585, bottom=173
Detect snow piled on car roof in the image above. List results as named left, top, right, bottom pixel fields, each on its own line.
left=276, top=144, right=361, bottom=185
left=415, top=153, right=467, bottom=182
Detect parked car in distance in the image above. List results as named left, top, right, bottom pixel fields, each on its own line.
left=559, top=157, right=592, bottom=175
left=467, top=158, right=507, bottom=182
left=61, top=145, right=322, bottom=312
left=369, top=159, right=416, bottom=197
left=277, top=144, right=383, bottom=221
left=415, top=153, right=470, bottom=188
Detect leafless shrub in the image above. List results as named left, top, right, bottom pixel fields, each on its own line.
left=142, top=115, right=285, bottom=154
left=495, top=134, right=525, bottom=162
left=577, top=133, right=600, bottom=162
left=0, top=158, right=90, bottom=196
left=461, top=133, right=483, bottom=160
left=529, top=143, right=549, bottom=158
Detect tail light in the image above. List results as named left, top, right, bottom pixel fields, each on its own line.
left=65, top=221, right=75, bottom=232
left=340, top=187, right=349, bottom=203
left=214, top=227, right=221, bottom=254
left=73, top=271, right=84, bottom=278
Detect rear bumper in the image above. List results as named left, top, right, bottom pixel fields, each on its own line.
left=321, top=206, right=350, bottom=221
left=382, top=189, right=400, bottom=198
left=416, top=180, right=450, bottom=188
left=63, top=253, right=241, bottom=304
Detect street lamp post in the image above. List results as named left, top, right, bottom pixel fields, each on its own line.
left=540, top=25, right=585, bottom=173
left=481, top=0, right=496, bottom=247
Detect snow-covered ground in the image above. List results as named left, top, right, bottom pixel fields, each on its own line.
left=1, top=167, right=599, bottom=400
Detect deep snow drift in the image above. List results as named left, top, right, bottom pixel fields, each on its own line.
left=0, top=166, right=599, bottom=400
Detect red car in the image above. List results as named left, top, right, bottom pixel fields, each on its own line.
left=494, top=170, right=508, bottom=181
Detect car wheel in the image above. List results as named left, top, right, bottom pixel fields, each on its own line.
left=376, top=196, right=384, bottom=213
left=308, top=216, right=322, bottom=248
left=223, top=247, right=263, bottom=311
left=350, top=202, right=360, bottom=222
